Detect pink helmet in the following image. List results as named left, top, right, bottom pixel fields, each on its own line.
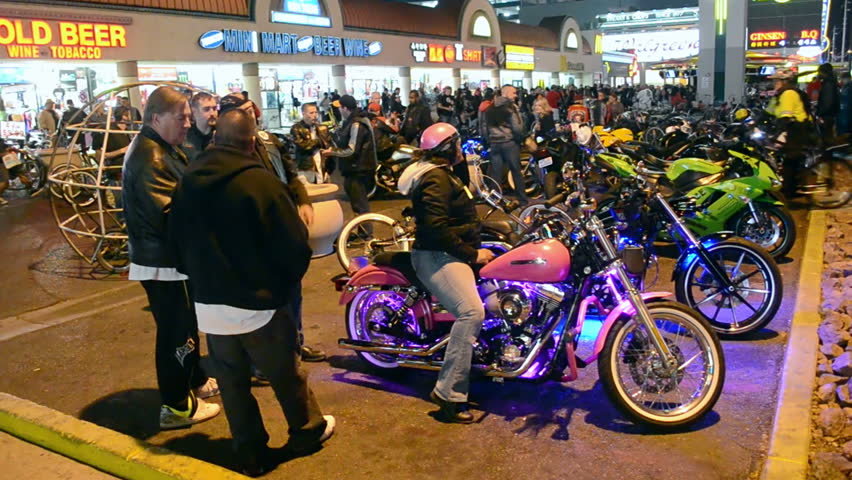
left=419, top=122, right=458, bottom=152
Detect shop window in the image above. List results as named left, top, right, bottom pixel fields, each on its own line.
left=471, top=12, right=492, bottom=39
left=566, top=31, right=579, bottom=50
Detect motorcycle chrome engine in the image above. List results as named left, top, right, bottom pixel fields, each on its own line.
left=481, top=281, right=564, bottom=326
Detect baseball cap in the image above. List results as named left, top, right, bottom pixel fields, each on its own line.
left=367, top=103, right=382, bottom=113
left=339, top=95, right=357, bottom=110
left=219, top=94, right=250, bottom=113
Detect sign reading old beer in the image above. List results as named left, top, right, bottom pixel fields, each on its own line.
left=0, top=18, right=127, bottom=60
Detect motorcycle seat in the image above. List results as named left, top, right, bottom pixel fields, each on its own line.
left=373, top=251, right=427, bottom=291
left=482, top=220, right=521, bottom=246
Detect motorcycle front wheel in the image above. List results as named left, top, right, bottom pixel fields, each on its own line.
left=336, top=213, right=412, bottom=272
left=674, top=237, right=782, bottom=337
left=729, top=203, right=796, bottom=259
left=599, top=301, right=725, bottom=429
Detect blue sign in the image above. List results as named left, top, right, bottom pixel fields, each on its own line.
left=256, top=32, right=381, bottom=57
left=199, top=30, right=225, bottom=49
left=285, top=0, right=321, bottom=16
left=270, top=10, right=331, bottom=27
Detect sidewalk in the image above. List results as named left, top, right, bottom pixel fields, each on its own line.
left=0, top=431, right=117, bottom=480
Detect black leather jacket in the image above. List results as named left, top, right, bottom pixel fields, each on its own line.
left=411, top=166, right=481, bottom=263
left=401, top=102, right=433, bottom=144
left=328, top=110, right=377, bottom=176
left=183, top=124, right=214, bottom=164
left=121, top=126, right=189, bottom=268
left=290, top=120, right=332, bottom=171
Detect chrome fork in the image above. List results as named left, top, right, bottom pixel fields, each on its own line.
left=587, top=215, right=674, bottom=367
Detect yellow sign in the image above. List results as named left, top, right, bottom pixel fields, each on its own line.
left=0, top=18, right=127, bottom=60
left=505, top=44, right=534, bottom=70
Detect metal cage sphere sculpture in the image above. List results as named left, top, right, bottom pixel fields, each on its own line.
left=47, top=81, right=210, bottom=273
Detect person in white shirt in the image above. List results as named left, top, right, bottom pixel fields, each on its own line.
left=169, top=108, right=334, bottom=476
left=121, top=86, right=220, bottom=430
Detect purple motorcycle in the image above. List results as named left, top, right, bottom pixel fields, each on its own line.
left=337, top=198, right=725, bottom=429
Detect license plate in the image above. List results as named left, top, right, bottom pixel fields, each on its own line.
left=2, top=152, right=21, bottom=169
left=538, top=156, right=553, bottom=168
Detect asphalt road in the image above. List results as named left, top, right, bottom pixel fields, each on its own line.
left=0, top=194, right=810, bottom=480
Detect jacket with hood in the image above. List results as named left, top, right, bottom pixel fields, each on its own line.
left=169, top=145, right=311, bottom=310
left=399, top=161, right=480, bottom=264
left=485, top=96, right=523, bottom=144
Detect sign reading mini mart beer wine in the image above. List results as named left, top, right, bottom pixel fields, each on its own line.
left=409, top=42, right=482, bottom=64
left=0, top=18, right=127, bottom=60
left=504, top=45, right=534, bottom=70
left=199, top=29, right=381, bottom=57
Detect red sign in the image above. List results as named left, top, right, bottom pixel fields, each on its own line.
left=749, top=30, right=786, bottom=48
left=0, top=18, right=127, bottom=60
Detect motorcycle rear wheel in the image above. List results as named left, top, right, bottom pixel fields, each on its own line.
left=345, top=289, right=417, bottom=369
left=599, top=301, right=725, bottom=429
left=674, top=237, right=782, bottom=338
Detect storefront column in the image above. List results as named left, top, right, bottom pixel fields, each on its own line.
left=242, top=63, right=261, bottom=107
left=639, top=63, right=647, bottom=86
left=451, top=68, right=461, bottom=91
left=399, top=67, right=411, bottom=106
left=551, top=72, right=559, bottom=87
left=522, top=71, right=532, bottom=90
left=332, top=65, right=346, bottom=95
left=116, top=61, right=141, bottom=110
left=490, top=69, right=500, bottom=89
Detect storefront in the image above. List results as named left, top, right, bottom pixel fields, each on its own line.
left=0, top=0, right=602, bottom=131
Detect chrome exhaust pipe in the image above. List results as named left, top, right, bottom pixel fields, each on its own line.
left=337, top=336, right=449, bottom=357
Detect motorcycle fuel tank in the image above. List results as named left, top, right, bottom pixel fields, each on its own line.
left=480, top=239, right=571, bottom=284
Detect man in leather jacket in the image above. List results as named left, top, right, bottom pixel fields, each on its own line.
left=122, top=86, right=221, bottom=430
left=322, top=95, right=377, bottom=226
left=401, top=90, right=433, bottom=145
left=290, top=103, right=332, bottom=183
left=218, top=94, right=326, bottom=363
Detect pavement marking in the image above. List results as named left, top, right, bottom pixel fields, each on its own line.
left=761, top=209, right=826, bottom=480
left=0, top=282, right=145, bottom=342
left=0, top=392, right=249, bottom=480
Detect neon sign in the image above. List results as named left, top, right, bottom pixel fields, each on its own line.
left=0, top=18, right=127, bottom=59
left=410, top=43, right=482, bottom=64
left=748, top=31, right=786, bottom=48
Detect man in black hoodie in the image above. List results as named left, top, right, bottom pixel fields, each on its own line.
left=169, top=108, right=334, bottom=476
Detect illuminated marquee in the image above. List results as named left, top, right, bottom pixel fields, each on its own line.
left=602, top=29, right=699, bottom=63
left=504, top=45, right=534, bottom=70
left=410, top=42, right=482, bottom=64
left=0, top=18, right=127, bottom=60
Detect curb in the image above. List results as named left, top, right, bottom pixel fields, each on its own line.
left=761, top=209, right=827, bottom=480
left=0, top=392, right=249, bottom=480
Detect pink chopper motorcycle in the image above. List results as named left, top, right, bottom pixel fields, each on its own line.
left=336, top=194, right=725, bottom=429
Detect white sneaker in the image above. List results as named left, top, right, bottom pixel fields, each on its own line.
left=159, top=398, right=220, bottom=430
left=193, top=377, right=220, bottom=399
left=319, top=415, right=335, bottom=443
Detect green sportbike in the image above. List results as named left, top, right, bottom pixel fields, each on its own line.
left=593, top=148, right=796, bottom=258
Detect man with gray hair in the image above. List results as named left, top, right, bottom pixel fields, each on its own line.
left=170, top=108, right=334, bottom=475
left=122, top=86, right=220, bottom=430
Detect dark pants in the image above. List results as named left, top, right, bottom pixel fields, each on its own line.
left=343, top=173, right=372, bottom=216
left=141, top=280, right=208, bottom=409
left=206, top=307, right=326, bottom=454
left=489, top=141, right=528, bottom=202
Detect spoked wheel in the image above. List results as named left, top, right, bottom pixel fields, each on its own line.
left=95, top=228, right=130, bottom=273
left=49, top=164, right=72, bottom=200
left=63, top=170, right=98, bottom=207
left=336, top=213, right=412, bottom=272
left=674, top=238, right=782, bottom=338
left=8, top=154, right=45, bottom=193
left=507, top=157, right=542, bottom=199
left=807, top=157, right=852, bottom=209
left=730, top=203, right=796, bottom=258
left=599, top=301, right=725, bottom=429
left=345, top=289, right=423, bottom=369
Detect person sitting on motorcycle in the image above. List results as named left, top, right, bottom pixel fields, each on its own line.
left=398, top=122, right=495, bottom=424
left=766, top=70, right=813, bottom=197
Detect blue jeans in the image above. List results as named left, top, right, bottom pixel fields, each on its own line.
left=411, top=249, right=485, bottom=403
left=489, top=140, right=528, bottom=203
